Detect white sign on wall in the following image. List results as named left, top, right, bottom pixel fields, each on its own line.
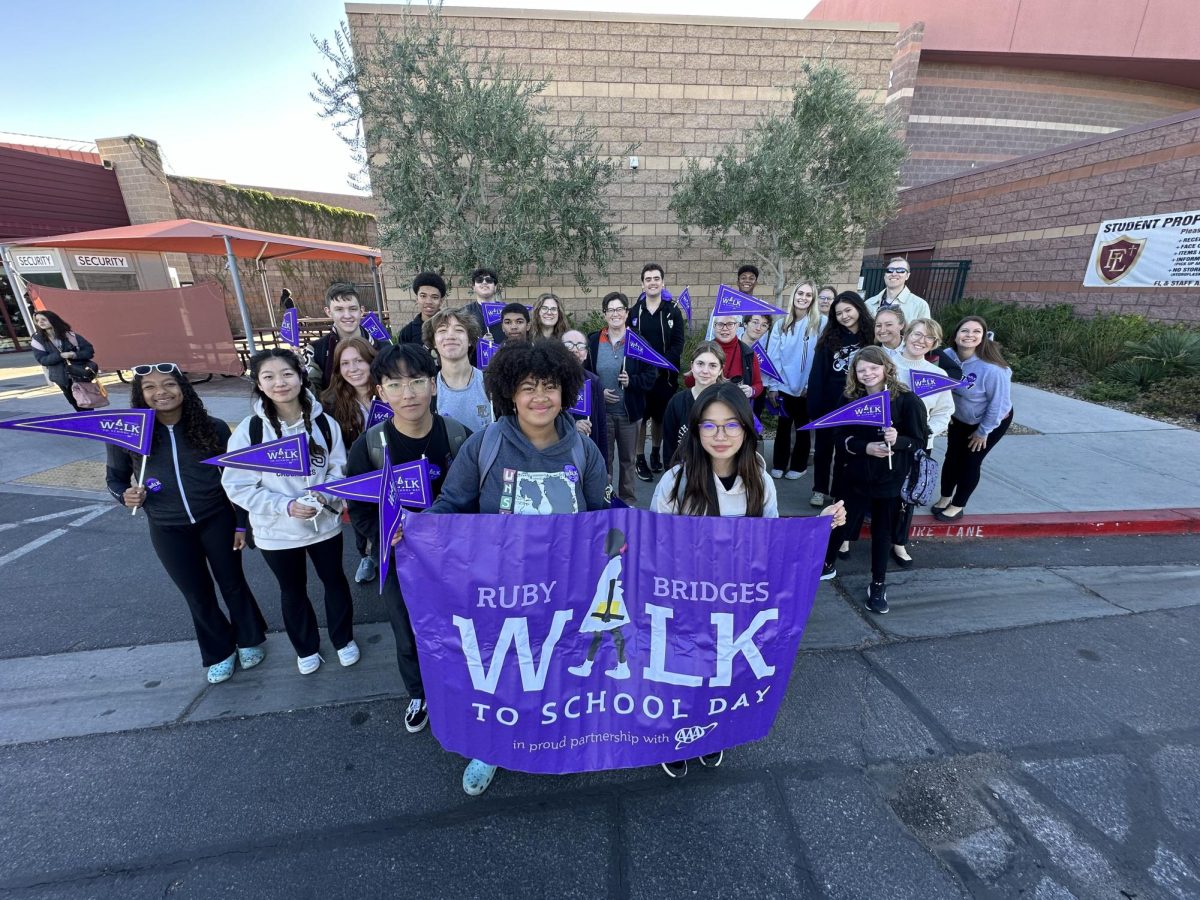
left=74, top=254, right=130, bottom=269
left=1084, top=208, right=1200, bottom=288
left=12, top=252, right=58, bottom=271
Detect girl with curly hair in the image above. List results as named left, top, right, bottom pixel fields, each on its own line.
left=105, top=364, right=267, bottom=684
left=222, top=349, right=357, bottom=676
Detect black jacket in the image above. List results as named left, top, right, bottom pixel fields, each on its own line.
left=106, top=417, right=242, bottom=527
left=585, top=329, right=660, bottom=422
left=807, top=325, right=869, bottom=417
left=31, top=331, right=95, bottom=388
left=628, top=295, right=686, bottom=371
left=832, top=390, right=929, bottom=499
left=397, top=315, right=426, bottom=345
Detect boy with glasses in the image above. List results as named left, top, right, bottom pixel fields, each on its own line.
left=866, top=258, right=931, bottom=323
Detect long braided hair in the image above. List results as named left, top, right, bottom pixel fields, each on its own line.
left=129, top=370, right=224, bottom=458
left=249, top=349, right=315, bottom=439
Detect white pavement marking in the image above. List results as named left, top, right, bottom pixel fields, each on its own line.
left=0, top=504, right=113, bottom=568
left=0, top=504, right=102, bottom=533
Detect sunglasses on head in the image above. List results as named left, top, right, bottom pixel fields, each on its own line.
left=133, top=363, right=180, bottom=376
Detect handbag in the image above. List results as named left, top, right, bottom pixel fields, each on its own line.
left=65, top=360, right=99, bottom=382
left=901, top=447, right=938, bottom=506
left=71, top=379, right=110, bottom=409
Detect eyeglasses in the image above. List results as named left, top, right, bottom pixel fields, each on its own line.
left=908, top=331, right=934, bottom=344
left=383, top=377, right=431, bottom=394
left=605, top=306, right=626, bottom=314
left=698, top=421, right=743, bottom=436
left=133, top=363, right=180, bottom=376
left=563, top=340, right=586, bottom=351
left=714, top=321, right=738, bottom=329
left=474, top=276, right=496, bottom=284
left=884, top=268, right=909, bottom=275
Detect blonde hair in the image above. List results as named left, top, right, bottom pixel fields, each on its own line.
left=781, top=280, right=822, bottom=336
left=904, top=317, right=942, bottom=345
left=842, top=345, right=909, bottom=399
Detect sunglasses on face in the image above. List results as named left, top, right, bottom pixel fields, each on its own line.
left=133, top=363, right=180, bottom=376
left=474, top=276, right=496, bottom=284
left=884, top=268, right=909, bottom=275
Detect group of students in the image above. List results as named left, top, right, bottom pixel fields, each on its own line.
left=100, top=258, right=1011, bottom=796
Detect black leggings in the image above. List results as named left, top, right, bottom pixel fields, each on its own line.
left=812, top=430, right=835, bottom=494
left=940, top=412, right=1013, bottom=507
left=826, top=494, right=900, bottom=583
left=148, top=505, right=267, bottom=666
left=772, top=392, right=811, bottom=473
left=260, top=532, right=354, bottom=657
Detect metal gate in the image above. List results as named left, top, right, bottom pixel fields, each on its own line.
left=859, top=259, right=972, bottom=313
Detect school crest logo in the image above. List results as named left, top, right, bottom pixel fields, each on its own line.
left=1096, top=236, right=1145, bottom=284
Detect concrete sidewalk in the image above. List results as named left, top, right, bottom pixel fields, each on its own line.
left=3, top=351, right=1199, bottom=534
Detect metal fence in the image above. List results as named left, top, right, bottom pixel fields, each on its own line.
left=859, top=259, right=972, bottom=314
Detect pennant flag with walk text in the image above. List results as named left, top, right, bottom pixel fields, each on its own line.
left=481, top=302, right=505, bottom=327
left=676, top=286, right=692, bottom=322
left=0, top=409, right=155, bottom=455
left=477, top=337, right=499, bottom=368
left=361, top=311, right=391, bottom=343
left=203, top=435, right=311, bottom=476
left=368, top=398, right=393, bottom=428
left=801, top=390, right=892, bottom=431
left=280, top=307, right=301, bottom=348
left=569, top=381, right=593, bottom=417
left=712, top=285, right=786, bottom=317
left=312, top=459, right=434, bottom=507
left=624, top=329, right=677, bottom=372
left=751, top=340, right=783, bottom=383
left=379, top=456, right=434, bottom=589
left=909, top=369, right=970, bottom=398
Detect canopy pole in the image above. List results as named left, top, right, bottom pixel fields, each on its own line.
left=370, top=259, right=384, bottom=313
left=224, top=236, right=256, bottom=354
left=256, top=243, right=276, bottom=329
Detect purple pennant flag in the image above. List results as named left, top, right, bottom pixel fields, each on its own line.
left=361, top=311, right=390, bottom=343
left=676, top=286, right=692, bottom=322
left=713, top=284, right=786, bottom=317
left=379, top=456, right=433, bottom=589
left=568, top=380, right=592, bottom=417
left=764, top=394, right=785, bottom=417
left=801, top=390, right=892, bottom=431
left=280, top=307, right=300, bottom=348
left=203, top=434, right=311, bottom=476
left=909, top=368, right=969, bottom=398
left=313, top=458, right=433, bottom=506
left=753, top=414, right=764, bottom=435
left=624, top=329, right=677, bottom=372
left=751, top=340, right=783, bottom=383
left=367, top=398, right=393, bottom=428
left=0, top=409, right=155, bottom=455
left=481, top=302, right=505, bottom=327
left=477, top=337, right=499, bottom=368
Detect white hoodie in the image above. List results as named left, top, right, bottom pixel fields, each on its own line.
left=763, top=316, right=825, bottom=396
left=221, top=393, right=346, bottom=550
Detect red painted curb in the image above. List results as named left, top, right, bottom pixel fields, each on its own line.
left=870, top=508, right=1200, bottom=540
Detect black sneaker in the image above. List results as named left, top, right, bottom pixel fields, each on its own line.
left=820, top=562, right=837, bottom=581
left=404, top=698, right=429, bottom=733
left=698, top=750, right=724, bottom=768
left=866, top=582, right=889, bottom=614
left=649, top=448, right=664, bottom=473
left=661, top=759, right=688, bottom=778
left=635, top=455, right=653, bottom=482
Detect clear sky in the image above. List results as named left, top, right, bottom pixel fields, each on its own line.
left=5, top=0, right=819, bottom=197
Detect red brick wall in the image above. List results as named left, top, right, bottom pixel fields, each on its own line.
left=874, top=108, right=1200, bottom=322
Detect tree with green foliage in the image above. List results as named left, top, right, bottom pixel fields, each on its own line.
left=312, top=7, right=626, bottom=290
left=669, top=63, right=908, bottom=306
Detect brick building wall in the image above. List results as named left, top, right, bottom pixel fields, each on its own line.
left=873, top=108, right=1200, bottom=323
left=346, top=5, right=897, bottom=323
left=903, top=61, right=1200, bottom=187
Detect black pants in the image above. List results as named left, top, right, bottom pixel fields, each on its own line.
left=941, top=412, right=1013, bottom=507
left=892, top=501, right=915, bottom=547
left=812, top=430, right=836, bottom=494
left=772, top=392, right=811, bottom=473
left=260, top=532, right=354, bottom=657
left=52, top=377, right=82, bottom=411
left=380, top=568, right=424, bottom=699
left=826, top=494, right=900, bottom=583
left=148, top=505, right=267, bottom=666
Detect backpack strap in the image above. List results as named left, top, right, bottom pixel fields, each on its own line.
left=441, top=415, right=468, bottom=458
left=314, top=412, right=333, bottom=449
left=250, top=411, right=333, bottom=448
left=361, top=421, right=388, bottom=471
left=476, top=422, right=504, bottom=492
left=249, top=415, right=263, bottom=445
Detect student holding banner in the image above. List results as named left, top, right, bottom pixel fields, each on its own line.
left=306, top=283, right=391, bottom=392
left=932, top=317, right=1014, bottom=522
left=106, top=364, right=268, bottom=685
left=821, top=347, right=929, bottom=615
left=414, top=339, right=609, bottom=795
left=222, top=349, right=358, bottom=675
left=806, top=291, right=873, bottom=507
left=765, top=280, right=825, bottom=480
left=321, top=337, right=382, bottom=583
left=662, top=341, right=725, bottom=467
left=396, top=273, right=446, bottom=344
left=425, top=308, right=493, bottom=433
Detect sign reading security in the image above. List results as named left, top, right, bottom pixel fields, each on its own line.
left=1083, top=208, right=1200, bottom=287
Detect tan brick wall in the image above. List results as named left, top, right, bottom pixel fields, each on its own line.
left=346, top=5, right=896, bottom=323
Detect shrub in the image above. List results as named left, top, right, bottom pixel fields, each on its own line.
left=1079, top=380, right=1140, bottom=403
left=1104, top=358, right=1167, bottom=388
left=1125, top=330, right=1200, bottom=380
left=1068, top=314, right=1155, bottom=374
left=1134, top=375, right=1200, bottom=418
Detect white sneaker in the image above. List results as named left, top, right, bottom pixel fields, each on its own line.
left=809, top=491, right=826, bottom=507
left=337, top=640, right=360, bottom=667
left=770, top=468, right=784, bottom=479
left=785, top=469, right=806, bottom=480
left=297, top=652, right=322, bottom=675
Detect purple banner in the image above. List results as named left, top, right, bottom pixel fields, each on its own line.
left=204, top=434, right=311, bottom=476
left=753, top=414, right=764, bottom=435
left=764, top=394, right=784, bottom=417
left=713, top=285, right=786, bottom=317
left=367, top=398, right=393, bottom=428
left=361, top=311, right=391, bottom=343
left=569, top=380, right=592, bottom=417
left=477, top=337, right=499, bottom=368
left=481, top=302, right=505, bottom=327
left=909, top=368, right=969, bottom=398
left=313, top=459, right=433, bottom=506
left=280, top=307, right=300, bottom=347
left=751, top=340, right=783, bottom=383
left=801, top=390, right=891, bottom=431
left=676, top=286, right=692, bottom=321
left=379, top=456, right=433, bottom=588
left=396, top=508, right=828, bottom=773
left=0, top=409, right=155, bottom=455
left=624, top=329, right=677, bottom=372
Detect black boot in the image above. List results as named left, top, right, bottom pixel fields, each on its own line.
left=649, top=447, right=664, bottom=473
left=635, top=454, right=652, bottom=482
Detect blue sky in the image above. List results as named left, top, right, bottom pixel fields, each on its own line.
left=5, top=0, right=817, bottom=197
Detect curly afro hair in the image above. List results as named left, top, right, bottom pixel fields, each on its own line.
left=484, top=338, right=585, bottom=419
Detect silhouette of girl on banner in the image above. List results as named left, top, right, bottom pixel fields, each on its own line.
left=568, top=527, right=630, bottom=680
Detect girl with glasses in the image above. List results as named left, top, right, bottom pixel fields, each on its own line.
left=532, top=292, right=569, bottom=340
left=106, top=364, right=267, bottom=684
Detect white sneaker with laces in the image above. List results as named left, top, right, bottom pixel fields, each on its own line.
left=337, top=640, right=360, bottom=667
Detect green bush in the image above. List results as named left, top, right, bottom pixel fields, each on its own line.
left=1134, top=375, right=1200, bottom=418
left=1068, top=314, right=1155, bottom=374
left=1125, top=330, right=1200, bottom=380
left=1079, top=380, right=1140, bottom=403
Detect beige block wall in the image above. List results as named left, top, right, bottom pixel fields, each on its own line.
left=346, top=5, right=896, bottom=323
